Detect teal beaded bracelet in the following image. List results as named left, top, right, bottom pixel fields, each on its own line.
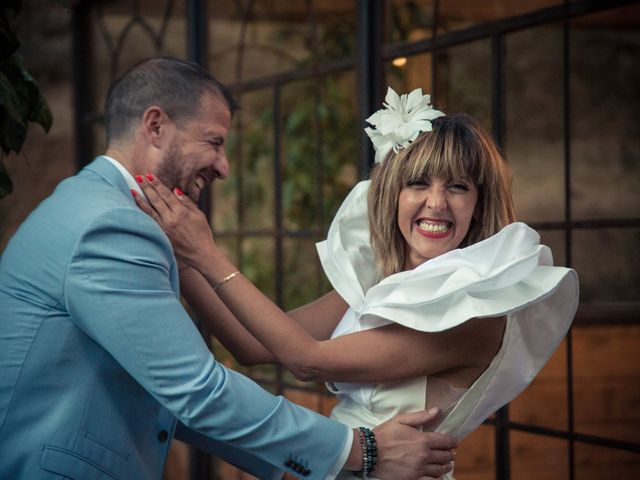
left=354, top=426, right=377, bottom=478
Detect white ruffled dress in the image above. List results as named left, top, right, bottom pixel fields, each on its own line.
left=315, top=181, right=579, bottom=480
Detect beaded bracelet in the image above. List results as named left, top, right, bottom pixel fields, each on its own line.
left=354, top=426, right=377, bottom=478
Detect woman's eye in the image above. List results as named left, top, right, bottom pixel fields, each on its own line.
left=407, top=179, right=429, bottom=188
left=449, top=183, right=470, bottom=192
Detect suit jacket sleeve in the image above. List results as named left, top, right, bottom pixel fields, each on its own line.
left=63, top=207, right=349, bottom=479
left=174, top=421, right=283, bottom=479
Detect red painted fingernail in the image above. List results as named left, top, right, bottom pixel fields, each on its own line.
left=146, top=173, right=155, bottom=182
left=130, top=189, right=137, bottom=197
left=174, top=187, right=184, bottom=197
left=135, top=175, right=144, bottom=184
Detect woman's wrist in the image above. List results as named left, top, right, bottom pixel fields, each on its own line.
left=212, top=270, right=241, bottom=291
left=193, top=246, right=242, bottom=288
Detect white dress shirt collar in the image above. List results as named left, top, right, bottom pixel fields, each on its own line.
left=103, top=155, right=145, bottom=198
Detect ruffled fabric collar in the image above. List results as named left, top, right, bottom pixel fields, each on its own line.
left=316, top=180, right=569, bottom=333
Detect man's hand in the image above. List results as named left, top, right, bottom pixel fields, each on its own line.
left=347, top=408, right=457, bottom=480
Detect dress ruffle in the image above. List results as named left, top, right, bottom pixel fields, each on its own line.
left=317, top=180, right=579, bottom=441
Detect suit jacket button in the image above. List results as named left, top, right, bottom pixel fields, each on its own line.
left=158, top=430, right=169, bottom=443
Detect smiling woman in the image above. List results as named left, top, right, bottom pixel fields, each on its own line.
left=368, top=110, right=514, bottom=277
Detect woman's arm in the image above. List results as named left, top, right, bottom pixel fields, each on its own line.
left=193, top=253, right=503, bottom=383
left=136, top=177, right=504, bottom=384
left=180, top=266, right=348, bottom=366
left=179, top=266, right=273, bottom=366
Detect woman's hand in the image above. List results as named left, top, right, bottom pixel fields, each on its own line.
left=132, top=174, right=216, bottom=269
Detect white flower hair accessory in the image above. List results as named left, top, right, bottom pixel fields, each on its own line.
left=364, top=87, right=445, bottom=164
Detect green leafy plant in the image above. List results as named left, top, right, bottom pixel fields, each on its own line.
left=0, top=0, right=53, bottom=198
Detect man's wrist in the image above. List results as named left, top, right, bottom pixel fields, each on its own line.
left=353, top=427, right=377, bottom=476
left=342, top=428, right=364, bottom=471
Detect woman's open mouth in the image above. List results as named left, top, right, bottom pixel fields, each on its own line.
left=416, top=219, right=452, bottom=238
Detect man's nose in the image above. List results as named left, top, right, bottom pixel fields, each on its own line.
left=214, top=151, right=230, bottom=180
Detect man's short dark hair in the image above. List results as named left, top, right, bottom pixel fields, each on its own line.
left=104, top=57, right=238, bottom=144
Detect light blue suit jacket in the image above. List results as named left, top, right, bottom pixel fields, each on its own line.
left=0, top=156, right=348, bottom=479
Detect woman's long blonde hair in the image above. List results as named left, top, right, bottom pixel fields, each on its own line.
left=368, top=113, right=515, bottom=278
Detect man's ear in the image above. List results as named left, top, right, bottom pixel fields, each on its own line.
left=141, top=106, right=173, bottom=148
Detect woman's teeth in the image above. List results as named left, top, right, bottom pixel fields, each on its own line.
left=417, top=221, right=451, bottom=233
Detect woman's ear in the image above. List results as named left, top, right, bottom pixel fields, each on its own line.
left=141, top=106, right=173, bottom=148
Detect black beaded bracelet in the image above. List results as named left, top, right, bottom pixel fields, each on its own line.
left=354, top=426, right=377, bottom=478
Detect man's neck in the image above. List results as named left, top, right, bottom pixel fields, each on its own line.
left=105, top=145, right=150, bottom=178
left=102, top=152, right=146, bottom=197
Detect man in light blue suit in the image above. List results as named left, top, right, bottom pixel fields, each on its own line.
left=0, top=57, right=456, bottom=479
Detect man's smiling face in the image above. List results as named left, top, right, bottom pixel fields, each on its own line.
left=156, top=93, right=231, bottom=202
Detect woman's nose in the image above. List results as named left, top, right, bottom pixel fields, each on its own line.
left=425, top=189, right=446, bottom=211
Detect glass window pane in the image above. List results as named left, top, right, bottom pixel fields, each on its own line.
left=572, top=228, right=640, bottom=302
left=385, top=52, right=434, bottom=97
left=281, top=75, right=358, bottom=231
left=505, top=25, right=565, bottom=223
left=215, top=88, right=275, bottom=232
left=570, top=5, right=640, bottom=221
left=242, top=236, right=275, bottom=300
left=207, top=1, right=356, bottom=85
left=89, top=1, right=186, bottom=154
left=510, top=432, right=568, bottom=480
left=510, top=339, right=568, bottom=432
left=454, top=424, right=496, bottom=479
left=435, top=40, right=492, bottom=128
left=212, top=114, right=239, bottom=231
left=573, top=324, right=640, bottom=445
left=575, top=442, right=640, bottom=478
left=437, top=0, right=562, bottom=34
left=283, top=238, right=330, bottom=311
left=281, top=80, right=322, bottom=231
left=319, top=73, right=359, bottom=226
left=385, top=0, right=435, bottom=44
left=539, top=229, right=567, bottom=267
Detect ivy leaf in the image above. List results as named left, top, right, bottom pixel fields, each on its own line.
left=0, top=107, right=27, bottom=155
left=0, top=0, right=53, bottom=199
left=3, top=0, right=23, bottom=12
left=13, top=56, right=52, bottom=131
left=0, top=55, right=52, bottom=156
left=0, top=1, right=22, bottom=60
left=0, top=157, right=13, bottom=198
left=30, top=88, right=53, bottom=131
left=0, top=68, right=27, bottom=154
